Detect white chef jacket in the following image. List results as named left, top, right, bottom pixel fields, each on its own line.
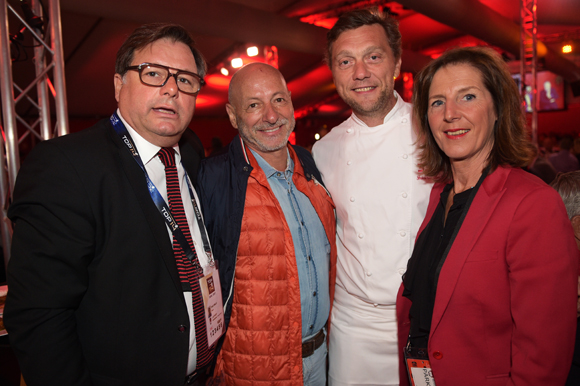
left=312, top=92, right=432, bottom=385
left=312, top=92, right=431, bottom=305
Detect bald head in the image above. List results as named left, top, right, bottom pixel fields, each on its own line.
left=228, top=63, right=288, bottom=105
left=225, top=62, right=295, bottom=170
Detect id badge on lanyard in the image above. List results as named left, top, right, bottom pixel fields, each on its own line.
left=199, top=263, right=225, bottom=347
left=404, top=346, right=436, bottom=386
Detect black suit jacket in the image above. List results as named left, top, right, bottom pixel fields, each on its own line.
left=4, top=118, right=204, bottom=386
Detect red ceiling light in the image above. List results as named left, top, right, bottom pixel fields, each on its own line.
left=204, top=74, right=230, bottom=88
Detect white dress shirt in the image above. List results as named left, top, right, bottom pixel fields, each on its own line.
left=312, top=92, right=432, bottom=385
left=118, top=110, right=209, bottom=375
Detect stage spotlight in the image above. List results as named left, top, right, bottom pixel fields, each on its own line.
left=231, top=58, right=243, bottom=68
left=562, top=44, right=572, bottom=54
left=247, top=46, right=259, bottom=57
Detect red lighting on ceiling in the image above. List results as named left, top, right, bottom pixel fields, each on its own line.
left=215, top=45, right=279, bottom=77
left=204, top=74, right=231, bottom=88
left=195, top=94, right=222, bottom=107
left=299, top=16, right=338, bottom=30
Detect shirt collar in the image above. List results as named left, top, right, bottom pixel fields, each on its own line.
left=116, top=108, right=181, bottom=166
left=249, top=147, right=294, bottom=180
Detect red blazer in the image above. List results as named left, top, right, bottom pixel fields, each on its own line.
left=397, top=166, right=578, bottom=386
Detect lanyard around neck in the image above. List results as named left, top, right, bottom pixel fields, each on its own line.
left=110, top=112, right=213, bottom=266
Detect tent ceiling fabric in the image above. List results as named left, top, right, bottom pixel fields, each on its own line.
left=7, top=0, right=580, bottom=120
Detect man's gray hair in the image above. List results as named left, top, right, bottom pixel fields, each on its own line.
left=551, top=170, right=580, bottom=219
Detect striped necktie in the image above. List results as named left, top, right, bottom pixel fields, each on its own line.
left=157, top=147, right=213, bottom=369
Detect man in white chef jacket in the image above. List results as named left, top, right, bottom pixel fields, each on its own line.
left=312, top=8, right=432, bottom=386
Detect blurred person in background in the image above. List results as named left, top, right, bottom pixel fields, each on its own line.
left=549, top=136, right=580, bottom=173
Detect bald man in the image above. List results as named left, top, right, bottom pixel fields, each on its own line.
left=197, top=63, right=337, bottom=385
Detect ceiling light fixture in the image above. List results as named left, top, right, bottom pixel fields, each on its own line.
left=562, top=44, right=573, bottom=54
left=231, top=58, right=243, bottom=68
left=247, top=46, right=259, bottom=57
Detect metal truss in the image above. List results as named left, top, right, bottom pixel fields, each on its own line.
left=520, top=0, right=538, bottom=146
left=0, top=0, right=69, bottom=267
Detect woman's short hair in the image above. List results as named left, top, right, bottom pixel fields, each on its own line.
left=413, top=46, right=535, bottom=183
left=551, top=171, right=580, bottom=219
left=115, top=23, right=206, bottom=78
left=325, top=8, right=401, bottom=67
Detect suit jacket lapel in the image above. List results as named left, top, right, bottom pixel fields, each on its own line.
left=107, top=123, right=184, bottom=296
left=179, top=129, right=203, bottom=185
left=430, top=167, right=510, bottom=337
left=417, top=185, right=444, bottom=241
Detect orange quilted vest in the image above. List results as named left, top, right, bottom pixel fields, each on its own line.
left=214, top=146, right=336, bottom=386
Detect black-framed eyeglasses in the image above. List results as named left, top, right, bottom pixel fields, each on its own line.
left=126, top=63, right=205, bottom=95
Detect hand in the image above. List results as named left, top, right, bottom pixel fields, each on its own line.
left=205, top=372, right=226, bottom=386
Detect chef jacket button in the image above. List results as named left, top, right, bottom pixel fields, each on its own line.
left=402, top=154, right=408, bottom=159
left=402, top=118, right=408, bottom=123
left=366, top=271, right=372, bottom=277
left=373, top=303, right=378, bottom=307
left=398, top=269, right=405, bottom=275
left=399, top=231, right=406, bottom=237
left=347, top=160, right=352, bottom=165
left=402, top=192, right=408, bottom=198
left=358, top=233, right=364, bottom=239
left=350, top=197, right=355, bottom=202
left=243, top=166, right=249, bottom=172
left=433, top=351, right=443, bottom=360
left=346, top=129, right=353, bottom=133
left=178, top=325, right=187, bottom=333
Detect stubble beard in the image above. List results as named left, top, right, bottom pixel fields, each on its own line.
left=237, top=116, right=296, bottom=153
left=343, top=86, right=394, bottom=121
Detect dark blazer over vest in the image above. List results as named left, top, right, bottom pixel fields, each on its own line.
left=4, top=118, right=204, bottom=386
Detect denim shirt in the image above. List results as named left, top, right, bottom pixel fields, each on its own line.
left=251, top=149, right=330, bottom=340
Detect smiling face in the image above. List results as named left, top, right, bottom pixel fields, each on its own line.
left=114, top=38, right=198, bottom=147
left=330, top=24, right=401, bottom=127
left=427, top=63, right=497, bottom=174
left=226, top=63, right=295, bottom=165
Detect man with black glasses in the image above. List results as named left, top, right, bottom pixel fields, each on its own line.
left=5, top=23, right=220, bottom=386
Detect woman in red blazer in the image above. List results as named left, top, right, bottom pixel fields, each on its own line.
left=397, top=47, right=578, bottom=386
